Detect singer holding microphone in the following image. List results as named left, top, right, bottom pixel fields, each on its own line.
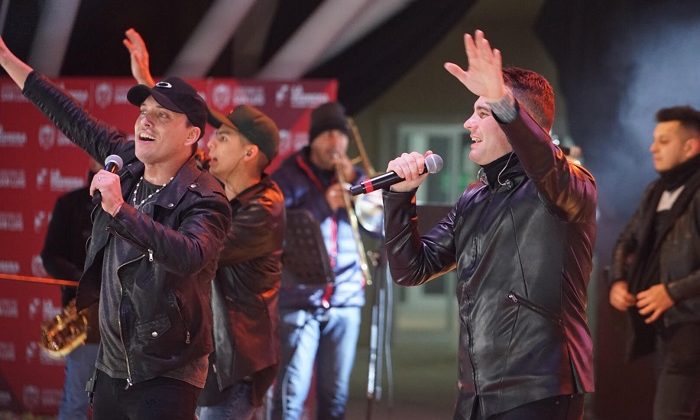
left=0, top=36, right=231, bottom=420
left=382, top=30, right=597, bottom=420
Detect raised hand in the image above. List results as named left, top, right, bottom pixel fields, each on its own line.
left=0, top=36, right=33, bottom=89
left=444, top=30, right=505, bottom=102
left=122, top=28, right=155, bottom=86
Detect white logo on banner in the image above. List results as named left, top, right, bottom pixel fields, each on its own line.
left=0, top=211, right=23, bottom=231
left=275, top=84, right=289, bottom=107
left=28, top=298, right=41, bottom=320
left=0, top=169, right=26, bottom=189
left=37, top=168, right=86, bottom=191
left=34, top=211, right=47, bottom=232
left=0, top=125, right=27, bottom=147
left=27, top=298, right=61, bottom=322
left=115, top=85, right=131, bottom=104
left=36, top=168, right=49, bottom=189
left=32, top=255, right=48, bottom=277
left=0, top=299, right=19, bottom=317
left=233, top=86, right=265, bottom=106
left=25, top=342, right=38, bottom=362
left=278, top=129, right=292, bottom=155
left=1, top=83, right=27, bottom=103
left=22, top=385, right=40, bottom=409
left=0, top=342, right=16, bottom=361
left=95, top=82, right=113, bottom=108
left=42, top=299, right=61, bottom=321
left=290, top=85, right=329, bottom=109
left=0, top=261, right=20, bottom=274
left=67, top=88, right=89, bottom=105
left=212, top=84, right=232, bottom=110
left=50, top=169, right=84, bottom=191
left=38, top=125, right=55, bottom=150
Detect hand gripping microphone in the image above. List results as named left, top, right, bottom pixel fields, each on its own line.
left=92, top=154, right=124, bottom=204
left=349, top=154, right=444, bottom=196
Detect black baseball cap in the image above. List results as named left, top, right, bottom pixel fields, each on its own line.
left=127, top=77, right=207, bottom=138
left=208, top=105, right=280, bottom=164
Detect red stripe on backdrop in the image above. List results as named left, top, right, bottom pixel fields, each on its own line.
left=0, top=76, right=336, bottom=415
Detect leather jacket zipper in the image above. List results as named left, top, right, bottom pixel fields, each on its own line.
left=172, top=296, right=191, bottom=344
left=107, top=225, right=152, bottom=389
left=507, top=291, right=562, bottom=325
left=117, top=252, right=144, bottom=390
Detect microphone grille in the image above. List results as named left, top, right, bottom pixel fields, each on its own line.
left=105, top=154, right=123, bottom=170
left=425, top=154, right=444, bottom=174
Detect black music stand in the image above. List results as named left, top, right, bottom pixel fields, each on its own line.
left=282, top=209, right=334, bottom=285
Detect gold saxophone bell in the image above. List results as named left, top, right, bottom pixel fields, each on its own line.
left=40, top=299, right=89, bottom=359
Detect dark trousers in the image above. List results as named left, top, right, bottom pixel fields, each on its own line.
left=655, top=323, right=700, bottom=420
left=92, top=369, right=200, bottom=420
left=471, top=394, right=584, bottom=420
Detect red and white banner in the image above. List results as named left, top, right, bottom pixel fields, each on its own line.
left=0, top=76, right=337, bottom=415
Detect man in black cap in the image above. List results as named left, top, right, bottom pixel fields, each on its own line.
left=0, top=36, right=231, bottom=420
left=196, top=106, right=285, bottom=420
left=270, top=102, right=369, bottom=419
left=122, top=29, right=285, bottom=419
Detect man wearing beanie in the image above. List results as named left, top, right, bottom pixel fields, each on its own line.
left=0, top=36, right=231, bottom=420
left=271, top=102, right=369, bottom=419
left=196, top=105, right=285, bottom=420
left=610, top=106, right=700, bottom=419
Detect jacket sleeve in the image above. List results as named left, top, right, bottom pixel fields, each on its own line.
left=666, top=194, right=700, bottom=301
left=498, top=101, right=597, bottom=223
left=22, top=71, right=131, bottom=163
left=382, top=189, right=457, bottom=286
left=218, top=191, right=285, bottom=266
left=610, top=208, right=643, bottom=286
left=110, top=191, right=231, bottom=276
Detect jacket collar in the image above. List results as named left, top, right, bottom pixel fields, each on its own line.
left=123, top=156, right=204, bottom=209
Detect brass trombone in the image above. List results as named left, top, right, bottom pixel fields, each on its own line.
left=334, top=117, right=382, bottom=286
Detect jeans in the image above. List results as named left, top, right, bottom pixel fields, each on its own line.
left=198, top=381, right=257, bottom=420
left=272, top=306, right=361, bottom=420
left=654, top=323, right=700, bottom=420
left=58, top=343, right=99, bottom=420
left=92, top=369, right=200, bottom=420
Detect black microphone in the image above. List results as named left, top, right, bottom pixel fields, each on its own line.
left=92, top=154, right=124, bottom=205
left=349, top=154, right=443, bottom=196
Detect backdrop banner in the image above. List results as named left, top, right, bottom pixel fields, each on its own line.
left=0, top=76, right=336, bottom=415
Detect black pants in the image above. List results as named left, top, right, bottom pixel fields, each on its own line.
left=471, top=394, right=584, bottom=420
left=655, top=323, right=700, bottom=420
left=92, top=369, right=200, bottom=420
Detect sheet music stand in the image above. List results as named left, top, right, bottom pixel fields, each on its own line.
left=282, top=209, right=334, bottom=285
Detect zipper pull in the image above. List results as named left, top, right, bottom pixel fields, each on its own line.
left=124, top=378, right=133, bottom=390
left=148, top=249, right=154, bottom=262
left=185, top=331, right=191, bottom=344
left=507, top=293, right=518, bottom=303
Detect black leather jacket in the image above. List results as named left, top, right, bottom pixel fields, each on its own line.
left=611, top=180, right=700, bottom=330
left=23, top=71, right=231, bottom=385
left=383, top=103, right=597, bottom=418
left=201, top=176, right=285, bottom=407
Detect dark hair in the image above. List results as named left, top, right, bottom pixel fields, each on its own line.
left=502, top=67, right=554, bottom=132
left=656, top=106, right=700, bottom=134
